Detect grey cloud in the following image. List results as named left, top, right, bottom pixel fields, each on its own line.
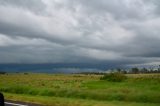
left=147, top=0, right=160, bottom=15
left=0, top=0, right=160, bottom=66
left=0, top=0, right=46, bottom=14
left=67, top=0, right=155, bottom=20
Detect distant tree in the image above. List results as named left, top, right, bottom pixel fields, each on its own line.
left=158, top=65, right=160, bottom=72
left=141, top=68, right=148, bottom=73
left=117, top=68, right=121, bottom=73
left=131, top=67, right=139, bottom=74
left=149, top=66, right=154, bottom=73
left=121, top=70, right=127, bottom=74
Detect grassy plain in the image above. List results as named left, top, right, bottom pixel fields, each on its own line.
left=0, top=73, right=160, bottom=106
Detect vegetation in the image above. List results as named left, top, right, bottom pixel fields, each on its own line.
left=3, top=93, right=160, bottom=106
left=0, top=73, right=160, bottom=106
left=0, top=71, right=6, bottom=74
left=100, top=73, right=127, bottom=82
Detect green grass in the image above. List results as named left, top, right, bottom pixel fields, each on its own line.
left=0, top=73, right=160, bottom=106
left=4, top=93, right=160, bottom=106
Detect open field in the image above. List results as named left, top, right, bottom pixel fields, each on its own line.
left=0, top=73, right=160, bottom=106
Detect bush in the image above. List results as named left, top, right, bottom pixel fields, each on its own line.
left=0, top=71, right=6, bottom=74
left=100, top=73, right=127, bottom=82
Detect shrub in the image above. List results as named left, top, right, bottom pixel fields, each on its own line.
left=100, top=73, right=127, bottom=82
left=0, top=71, right=6, bottom=74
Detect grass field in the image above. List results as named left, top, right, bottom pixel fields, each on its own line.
left=0, top=73, right=160, bottom=106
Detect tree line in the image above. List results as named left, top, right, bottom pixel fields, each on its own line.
left=76, top=66, right=160, bottom=75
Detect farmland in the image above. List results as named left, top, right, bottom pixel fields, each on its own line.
left=0, top=73, right=160, bottom=106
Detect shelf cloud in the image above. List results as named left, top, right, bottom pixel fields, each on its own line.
left=0, top=0, right=160, bottom=66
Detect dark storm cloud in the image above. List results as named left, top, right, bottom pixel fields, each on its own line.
left=0, top=0, right=160, bottom=66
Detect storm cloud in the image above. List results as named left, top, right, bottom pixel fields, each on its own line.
left=0, top=0, right=160, bottom=66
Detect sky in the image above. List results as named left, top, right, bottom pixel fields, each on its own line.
left=0, top=0, right=160, bottom=66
